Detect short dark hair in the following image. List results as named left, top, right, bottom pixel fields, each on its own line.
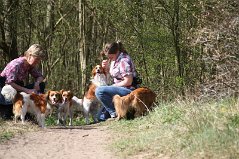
left=108, top=42, right=118, bottom=54
left=107, top=41, right=127, bottom=54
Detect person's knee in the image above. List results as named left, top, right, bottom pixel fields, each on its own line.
left=95, top=86, right=105, bottom=97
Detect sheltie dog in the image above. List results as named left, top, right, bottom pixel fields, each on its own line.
left=113, top=87, right=156, bottom=120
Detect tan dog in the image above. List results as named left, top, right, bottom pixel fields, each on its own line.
left=113, top=87, right=156, bottom=120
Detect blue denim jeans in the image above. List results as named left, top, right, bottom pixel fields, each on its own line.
left=95, top=86, right=133, bottom=121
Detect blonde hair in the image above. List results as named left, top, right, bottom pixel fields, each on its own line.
left=24, top=44, right=47, bottom=59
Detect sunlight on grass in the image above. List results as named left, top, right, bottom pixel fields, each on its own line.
left=0, top=119, right=40, bottom=143
left=45, top=113, right=89, bottom=126
left=108, top=98, right=239, bottom=159
left=0, top=113, right=88, bottom=143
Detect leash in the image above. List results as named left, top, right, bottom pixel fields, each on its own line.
left=133, top=94, right=150, bottom=112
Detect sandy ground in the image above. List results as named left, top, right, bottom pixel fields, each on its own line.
left=0, top=124, right=117, bottom=159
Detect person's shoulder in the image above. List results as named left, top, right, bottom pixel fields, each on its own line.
left=9, top=57, right=25, bottom=66
left=119, top=52, right=129, bottom=58
left=122, top=53, right=132, bottom=61
left=13, top=56, right=25, bottom=62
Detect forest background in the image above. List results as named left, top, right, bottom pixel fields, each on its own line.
left=0, top=0, right=238, bottom=100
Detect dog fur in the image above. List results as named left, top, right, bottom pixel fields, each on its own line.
left=72, top=96, right=83, bottom=112
left=113, top=87, right=157, bottom=120
left=57, top=89, right=74, bottom=126
left=83, top=64, right=108, bottom=124
left=45, top=90, right=62, bottom=116
left=1, top=85, right=60, bottom=127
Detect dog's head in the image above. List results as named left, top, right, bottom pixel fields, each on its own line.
left=91, top=65, right=107, bottom=86
left=92, top=65, right=105, bottom=77
left=46, top=90, right=62, bottom=105
left=60, top=90, right=73, bottom=103
left=1, top=85, right=17, bottom=102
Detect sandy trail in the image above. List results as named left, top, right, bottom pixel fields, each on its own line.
left=0, top=124, right=117, bottom=159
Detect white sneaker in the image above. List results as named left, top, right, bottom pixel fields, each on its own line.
left=110, top=112, right=116, bottom=118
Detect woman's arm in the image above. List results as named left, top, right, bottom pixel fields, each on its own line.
left=34, top=76, right=44, bottom=91
left=112, top=75, right=133, bottom=87
left=9, top=82, right=36, bottom=94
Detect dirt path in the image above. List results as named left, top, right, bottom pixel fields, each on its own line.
left=0, top=124, right=117, bottom=159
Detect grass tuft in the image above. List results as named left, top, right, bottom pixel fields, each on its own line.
left=0, top=119, right=40, bottom=143
left=0, top=112, right=89, bottom=143
left=108, top=98, right=239, bottom=158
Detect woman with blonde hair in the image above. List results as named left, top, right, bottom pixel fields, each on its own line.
left=0, top=44, right=47, bottom=105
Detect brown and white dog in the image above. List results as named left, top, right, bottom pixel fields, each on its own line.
left=57, top=89, right=74, bottom=126
left=113, top=87, right=157, bottom=120
left=1, top=85, right=61, bottom=127
left=83, top=64, right=109, bottom=124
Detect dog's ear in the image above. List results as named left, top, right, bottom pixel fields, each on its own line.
left=45, top=90, right=50, bottom=99
left=68, top=91, right=74, bottom=98
left=44, top=92, right=49, bottom=100
left=91, top=67, right=96, bottom=77
left=60, top=89, right=64, bottom=94
left=57, top=92, right=63, bottom=101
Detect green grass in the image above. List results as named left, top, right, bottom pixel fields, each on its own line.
left=108, top=98, right=239, bottom=159
left=0, top=112, right=88, bottom=143
left=1, top=99, right=239, bottom=158
left=45, top=113, right=90, bottom=126
left=0, top=118, right=40, bottom=143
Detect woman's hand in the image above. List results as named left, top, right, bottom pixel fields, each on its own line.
left=9, top=83, right=37, bottom=94
left=102, top=60, right=109, bottom=69
left=112, top=75, right=133, bottom=87
left=25, top=89, right=37, bottom=94
left=34, top=82, right=40, bottom=92
left=102, top=60, right=110, bottom=73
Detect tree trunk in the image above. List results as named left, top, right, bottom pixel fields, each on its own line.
left=1, top=0, right=19, bottom=61
left=45, top=0, right=55, bottom=79
left=45, top=0, right=55, bottom=47
left=175, top=0, right=183, bottom=77
left=172, top=0, right=185, bottom=96
left=79, top=0, right=87, bottom=95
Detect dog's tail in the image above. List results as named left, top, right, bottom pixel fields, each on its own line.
left=13, top=93, right=24, bottom=114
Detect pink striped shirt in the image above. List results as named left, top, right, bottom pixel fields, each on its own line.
left=0, top=57, right=43, bottom=84
left=110, top=52, right=137, bottom=84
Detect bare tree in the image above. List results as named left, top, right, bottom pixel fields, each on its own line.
left=79, top=0, right=87, bottom=95
left=0, top=0, right=19, bottom=61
